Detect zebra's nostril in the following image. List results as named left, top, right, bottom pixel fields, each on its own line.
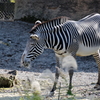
left=23, top=61, right=25, bottom=64
left=22, top=57, right=31, bottom=67
left=28, top=61, right=30, bottom=64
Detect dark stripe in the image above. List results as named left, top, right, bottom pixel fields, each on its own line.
left=53, top=27, right=58, bottom=47
left=64, top=24, right=72, bottom=47
left=59, top=26, right=68, bottom=50
left=56, top=26, right=63, bottom=50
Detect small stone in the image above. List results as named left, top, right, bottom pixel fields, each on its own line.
left=8, top=70, right=17, bottom=75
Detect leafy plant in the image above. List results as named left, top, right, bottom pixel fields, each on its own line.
left=18, top=78, right=44, bottom=100
left=10, top=0, right=15, bottom=3
left=19, top=91, right=43, bottom=100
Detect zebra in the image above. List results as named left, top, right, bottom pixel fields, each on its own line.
left=21, top=13, right=100, bottom=95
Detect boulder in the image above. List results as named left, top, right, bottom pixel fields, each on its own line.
left=0, top=70, right=18, bottom=88
left=14, top=0, right=100, bottom=20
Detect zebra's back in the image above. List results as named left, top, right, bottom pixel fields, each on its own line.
left=59, top=13, right=100, bottom=56
left=78, top=14, right=100, bottom=47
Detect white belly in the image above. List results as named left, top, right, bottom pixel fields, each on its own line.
left=76, top=43, right=100, bottom=56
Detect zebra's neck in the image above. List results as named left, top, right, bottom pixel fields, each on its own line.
left=37, top=16, right=69, bottom=33
left=44, top=24, right=71, bottom=51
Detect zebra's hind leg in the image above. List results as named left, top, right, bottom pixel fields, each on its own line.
left=93, top=50, right=100, bottom=90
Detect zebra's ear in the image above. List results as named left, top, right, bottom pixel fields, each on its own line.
left=30, top=34, right=39, bottom=40
left=35, top=20, right=42, bottom=25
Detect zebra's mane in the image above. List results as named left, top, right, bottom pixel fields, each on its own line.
left=30, top=16, right=70, bottom=33
left=41, top=16, right=69, bottom=25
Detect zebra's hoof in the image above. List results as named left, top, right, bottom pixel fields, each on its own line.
left=94, top=84, right=100, bottom=90
left=49, top=92, right=54, bottom=97
left=46, top=92, right=54, bottom=98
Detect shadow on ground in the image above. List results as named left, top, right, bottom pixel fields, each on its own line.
left=0, top=93, right=20, bottom=100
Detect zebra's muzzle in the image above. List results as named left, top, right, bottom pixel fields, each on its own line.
left=21, top=53, right=31, bottom=68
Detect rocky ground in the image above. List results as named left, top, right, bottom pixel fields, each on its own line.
left=0, top=21, right=100, bottom=100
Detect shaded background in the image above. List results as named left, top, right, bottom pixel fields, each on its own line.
left=14, top=0, right=100, bottom=20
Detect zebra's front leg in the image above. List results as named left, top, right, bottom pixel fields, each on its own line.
left=50, top=55, right=61, bottom=96
left=50, top=67, right=60, bottom=96
left=67, top=42, right=78, bottom=94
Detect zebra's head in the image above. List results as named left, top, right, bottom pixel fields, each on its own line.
left=21, top=20, right=45, bottom=68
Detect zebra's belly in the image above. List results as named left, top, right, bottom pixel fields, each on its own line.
left=76, top=43, right=100, bottom=56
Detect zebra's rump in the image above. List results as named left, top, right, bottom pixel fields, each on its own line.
left=76, top=14, right=100, bottom=47
left=80, top=28, right=100, bottom=47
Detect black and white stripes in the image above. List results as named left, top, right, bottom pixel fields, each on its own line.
left=27, top=13, right=100, bottom=59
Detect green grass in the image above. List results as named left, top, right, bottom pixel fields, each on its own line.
left=10, top=0, right=15, bottom=3
left=19, top=93, right=43, bottom=100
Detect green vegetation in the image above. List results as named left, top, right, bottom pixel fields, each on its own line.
left=10, top=0, right=15, bottom=3
left=19, top=91, right=43, bottom=100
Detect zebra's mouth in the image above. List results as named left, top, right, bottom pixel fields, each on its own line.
left=21, top=53, right=32, bottom=68
left=20, top=60, right=31, bottom=68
